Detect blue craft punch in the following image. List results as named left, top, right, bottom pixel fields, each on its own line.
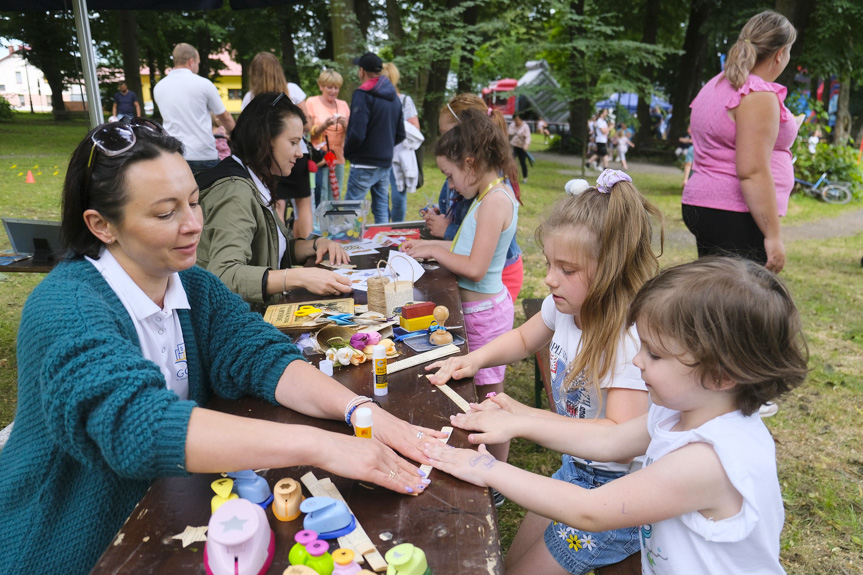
left=300, top=496, right=356, bottom=540
left=228, top=470, right=274, bottom=509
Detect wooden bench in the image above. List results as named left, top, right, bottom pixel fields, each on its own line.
left=521, top=299, right=641, bottom=575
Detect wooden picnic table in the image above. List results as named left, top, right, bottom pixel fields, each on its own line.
left=91, top=244, right=503, bottom=574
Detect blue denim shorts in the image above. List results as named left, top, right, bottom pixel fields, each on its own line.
left=543, top=456, right=641, bottom=575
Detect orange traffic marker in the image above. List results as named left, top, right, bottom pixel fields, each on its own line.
left=25, top=170, right=35, bottom=184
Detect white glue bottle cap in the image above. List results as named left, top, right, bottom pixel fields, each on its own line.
left=355, top=407, right=373, bottom=429
left=372, top=344, right=386, bottom=360
left=319, top=359, right=334, bottom=377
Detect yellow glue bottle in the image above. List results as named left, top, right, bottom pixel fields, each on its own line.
left=354, top=407, right=373, bottom=439
left=373, top=344, right=388, bottom=397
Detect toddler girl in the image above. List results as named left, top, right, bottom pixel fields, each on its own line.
left=426, top=257, right=808, bottom=575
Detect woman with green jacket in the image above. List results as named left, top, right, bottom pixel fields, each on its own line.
left=196, top=92, right=352, bottom=305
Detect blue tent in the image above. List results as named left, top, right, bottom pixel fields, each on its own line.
left=596, top=93, right=672, bottom=114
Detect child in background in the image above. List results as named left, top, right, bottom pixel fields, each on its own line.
left=426, top=170, right=663, bottom=574
left=424, top=93, right=524, bottom=303
left=425, top=257, right=808, bottom=575
left=808, top=128, right=822, bottom=155
left=402, top=108, right=519, bottom=462
left=616, top=129, right=634, bottom=170
left=212, top=114, right=231, bottom=160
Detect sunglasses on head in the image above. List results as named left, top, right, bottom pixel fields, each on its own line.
left=87, top=117, right=167, bottom=168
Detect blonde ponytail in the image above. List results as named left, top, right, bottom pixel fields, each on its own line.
left=723, top=11, right=797, bottom=90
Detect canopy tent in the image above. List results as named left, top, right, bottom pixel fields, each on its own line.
left=0, top=0, right=295, bottom=128
left=596, top=93, right=672, bottom=115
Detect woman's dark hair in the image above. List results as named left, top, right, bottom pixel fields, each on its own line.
left=230, top=92, right=306, bottom=200
left=434, top=108, right=516, bottom=188
left=61, top=121, right=183, bottom=259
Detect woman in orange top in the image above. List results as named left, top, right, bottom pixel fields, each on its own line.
left=305, top=69, right=350, bottom=205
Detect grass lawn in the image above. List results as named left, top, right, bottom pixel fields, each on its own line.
left=1, top=113, right=862, bottom=574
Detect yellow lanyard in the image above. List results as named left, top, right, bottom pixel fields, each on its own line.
left=449, top=176, right=506, bottom=252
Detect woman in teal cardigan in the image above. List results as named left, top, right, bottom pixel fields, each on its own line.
left=0, top=120, right=437, bottom=575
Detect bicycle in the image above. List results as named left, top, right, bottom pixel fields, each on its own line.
left=794, top=171, right=853, bottom=204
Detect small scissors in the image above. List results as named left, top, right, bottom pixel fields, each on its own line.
left=294, top=305, right=322, bottom=317
left=322, top=313, right=356, bottom=326
left=418, top=193, right=440, bottom=217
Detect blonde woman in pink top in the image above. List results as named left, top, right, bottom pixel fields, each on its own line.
left=682, top=11, right=797, bottom=274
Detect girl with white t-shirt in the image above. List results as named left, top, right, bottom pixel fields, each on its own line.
left=425, top=257, right=808, bottom=575
left=427, top=170, right=664, bottom=574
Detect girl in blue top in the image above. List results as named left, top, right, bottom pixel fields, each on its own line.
left=402, top=108, right=518, bottom=461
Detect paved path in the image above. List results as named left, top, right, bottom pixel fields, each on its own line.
left=535, top=150, right=863, bottom=242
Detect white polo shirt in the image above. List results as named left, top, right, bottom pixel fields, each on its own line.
left=153, top=68, right=226, bottom=162
left=87, top=249, right=192, bottom=400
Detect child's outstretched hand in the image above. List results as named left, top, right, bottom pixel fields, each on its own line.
left=470, top=392, right=527, bottom=416
left=422, top=441, right=497, bottom=487
left=425, top=355, right=480, bottom=385
left=400, top=239, right=435, bottom=260
left=450, top=408, right=516, bottom=445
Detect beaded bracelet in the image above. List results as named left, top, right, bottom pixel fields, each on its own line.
left=344, top=397, right=381, bottom=426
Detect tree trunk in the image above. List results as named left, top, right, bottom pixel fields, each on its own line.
left=330, top=0, right=361, bottom=102
left=773, top=0, right=815, bottom=89
left=420, top=0, right=460, bottom=149
left=668, top=0, right=714, bottom=142
left=834, top=75, right=851, bottom=145
left=385, top=0, right=405, bottom=58
left=354, top=0, right=371, bottom=45
left=634, top=0, right=661, bottom=148
left=456, top=2, right=479, bottom=94
left=44, top=70, right=67, bottom=115
left=276, top=6, right=300, bottom=84
left=117, top=11, right=143, bottom=105
left=565, top=0, right=591, bottom=159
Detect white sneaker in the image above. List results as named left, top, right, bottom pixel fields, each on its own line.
left=759, top=402, right=779, bottom=418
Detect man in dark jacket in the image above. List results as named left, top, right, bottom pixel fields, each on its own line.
left=344, top=52, right=406, bottom=224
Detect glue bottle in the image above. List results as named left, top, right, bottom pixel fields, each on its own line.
left=354, top=407, right=373, bottom=439
left=372, top=344, right=388, bottom=396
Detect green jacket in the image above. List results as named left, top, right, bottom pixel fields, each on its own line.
left=197, top=163, right=296, bottom=305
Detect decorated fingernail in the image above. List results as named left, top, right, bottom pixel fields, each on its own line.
left=416, top=484, right=425, bottom=490
left=422, top=478, right=432, bottom=484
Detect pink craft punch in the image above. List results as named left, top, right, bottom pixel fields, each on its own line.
left=204, top=498, right=275, bottom=575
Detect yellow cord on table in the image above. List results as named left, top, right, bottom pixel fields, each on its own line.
left=449, top=176, right=506, bottom=252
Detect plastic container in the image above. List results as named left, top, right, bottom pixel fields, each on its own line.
left=332, top=548, right=363, bottom=575
left=314, top=200, right=370, bottom=241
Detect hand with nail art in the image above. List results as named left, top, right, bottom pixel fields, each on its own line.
left=423, top=441, right=497, bottom=486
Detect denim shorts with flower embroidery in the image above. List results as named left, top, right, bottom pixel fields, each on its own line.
left=543, top=456, right=641, bottom=574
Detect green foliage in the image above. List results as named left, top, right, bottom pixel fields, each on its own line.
left=792, top=138, right=863, bottom=193
left=0, top=98, right=14, bottom=122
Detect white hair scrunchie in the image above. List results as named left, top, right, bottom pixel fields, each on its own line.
left=595, top=169, right=632, bottom=194
left=565, top=179, right=591, bottom=196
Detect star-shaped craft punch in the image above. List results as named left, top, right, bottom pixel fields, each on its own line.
left=172, top=525, right=208, bottom=548
left=220, top=515, right=248, bottom=532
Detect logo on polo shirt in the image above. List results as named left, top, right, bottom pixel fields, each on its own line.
left=174, top=342, right=188, bottom=379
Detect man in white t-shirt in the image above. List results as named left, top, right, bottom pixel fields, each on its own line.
left=154, top=43, right=236, bottom=174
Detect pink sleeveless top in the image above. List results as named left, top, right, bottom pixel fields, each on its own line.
left=682, top=73, right=798, bottom=216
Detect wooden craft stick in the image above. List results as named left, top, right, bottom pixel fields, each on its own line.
left=387, top=344, right=460, bottom=374
left=299, top=472, right=362, bottom=562
left=419, top=426, right=453, bottom=477
left=300, top=471, right=387, bottom=572
left=426, top=379, right=472, bottom=413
